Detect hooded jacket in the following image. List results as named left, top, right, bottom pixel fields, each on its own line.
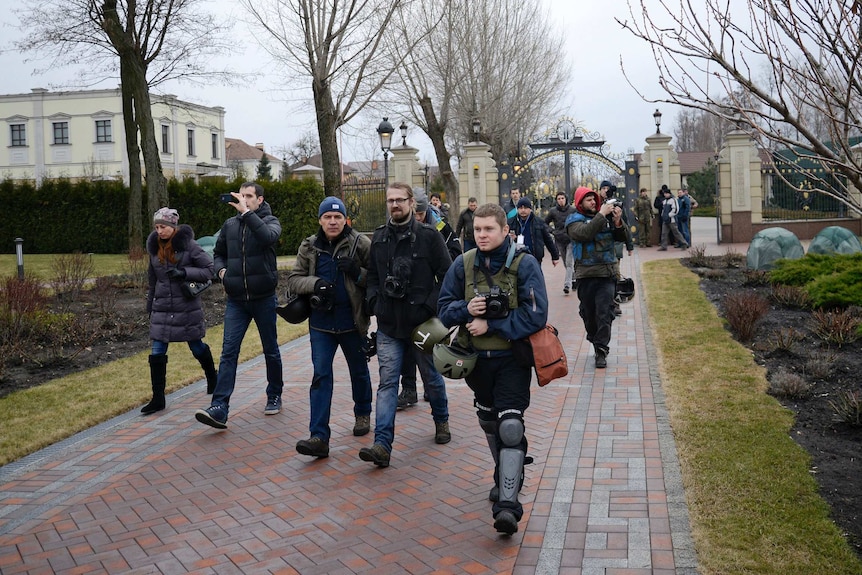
left=146, top=224, right=214, bottom=342
left=213, top=200, right=281, bottom=301
left=565, top=187, right=628, bottom=280
left=438, top=237, right=548, bottom=358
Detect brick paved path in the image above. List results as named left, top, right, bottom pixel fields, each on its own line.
left=0, top=221, right=727, bottom=575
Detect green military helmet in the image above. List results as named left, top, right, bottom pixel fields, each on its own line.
left=411, top=317, right=452, bottom=354
left=432, top=343, right=478, bottom=379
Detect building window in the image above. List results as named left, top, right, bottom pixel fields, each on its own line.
left=11, top=124, right=26, bottom=147
left=96, top=120, right=112, bottom=143
left=53, top=122, right=70, bottom=145
left=161, top=125, right=170, bottom=154
left=211, top=133, right=219, bottom=159
left=187, top=128, right=195, bottom=156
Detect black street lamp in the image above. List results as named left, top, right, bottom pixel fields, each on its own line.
left=423, top=163, right=429, bottom=190
left=377, top=117, right=394, bottom=186
left=399, top=120, right=408, bottom=146
left=653, top=109, right=662, bottom=134
left=472, top=117, right=481, bottom=142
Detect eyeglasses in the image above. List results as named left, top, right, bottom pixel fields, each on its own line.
left=386, top=197, right=410, bottom=205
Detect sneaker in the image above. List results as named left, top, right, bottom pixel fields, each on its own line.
left=296, top=436, right=329, bottom=458
left=563, top=286, right=570, bottom=294
left=264, top=396, right=281, bottom=415
left=353, top=415, right=371, bottom=436
left=435, top=421, right=451, bottom=444
left=358, top=443, right=391, bottom=467
left=195, top=405, right=227, bottom=429
left=493, top=510, right=519, bottom=535
left=397, top=389, right=418, bottom=410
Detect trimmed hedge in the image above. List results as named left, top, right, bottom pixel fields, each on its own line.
left=2, top=177, right=325, bottom=256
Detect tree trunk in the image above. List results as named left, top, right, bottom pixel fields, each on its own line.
left=100, top=0, right=168, bottom=216
left=121, top=60, right=144, bottom=251
left=313, top=79, right=341, bottom=197
left=420, top=96, right=459, bottom=208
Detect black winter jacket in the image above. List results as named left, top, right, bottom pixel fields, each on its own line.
left=213, top=201, right=281, bottom=301
left=366, top=216, right=452, bottom=339
left=147, top=225, right=214, bottom=342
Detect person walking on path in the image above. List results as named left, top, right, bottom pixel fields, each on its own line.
left=195, top=182, right=283, bottom=429
left=287, top=197, right=374, bottom=458
left=438, top=203, right=548, bottom=535
left=359, top=182, right=452, bottom=467
left=455, top=196, right=478, bottom=252
left=544, top=191, right=576, bottom=294
left=634, top=187, right=654, bottom=247
left=653, top=186, right=667, bottom=246
left=658, top=187, right=690, bottom=251
left=566, top=186, right=628, bottom=368
left=142, top=207, right=216, bottom=415
left=507, top=197, right=560, bottom=267
left=502, top=186, right=522, bottom=220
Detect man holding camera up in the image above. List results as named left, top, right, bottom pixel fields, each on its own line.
left=438, top=203, right=548, bottom=535
left=566, top=187, right=629, bottom=369
left=286, top=197, right=373, bottom=458
left=195, top=182, right=282, bottom=429
left=360, top=182, right=452, bottom=468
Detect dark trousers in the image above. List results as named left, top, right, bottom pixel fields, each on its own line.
left=577, top=276, right=616, bottom=352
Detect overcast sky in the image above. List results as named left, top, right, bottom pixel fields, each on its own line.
left=0, top=0, right=671, bottom=165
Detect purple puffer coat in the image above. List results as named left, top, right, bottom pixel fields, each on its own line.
left=146, top=225, right=214, bottom=342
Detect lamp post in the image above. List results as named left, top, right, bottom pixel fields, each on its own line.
left=653, top=109, right=662, bottom=134
left=377, top=117, right=394, bottom=187
left=423, top=163, right=429, bottom=190
left=399, top=120, right=408, bottom=146
left=14, top=237, right=24, bottom=280
left=472, top=117, right=481, bottom=142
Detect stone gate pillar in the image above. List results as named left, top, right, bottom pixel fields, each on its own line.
left=390, top=144, right=423, bottom=190
left=458, top=141, right=497, bottom=214
left=718, top=129, right=762, bottom=243
left=639, top=130, right=681, bottom=244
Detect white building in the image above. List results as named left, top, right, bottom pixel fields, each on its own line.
left=0, top=88, right=229, bottom=185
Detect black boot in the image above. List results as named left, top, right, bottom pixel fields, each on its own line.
left=141, top=354, right=167, bottom=415
left=194, top=344, right=218, bottom=395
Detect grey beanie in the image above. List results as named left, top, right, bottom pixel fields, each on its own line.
left=414, top=190, right=429, bottom=213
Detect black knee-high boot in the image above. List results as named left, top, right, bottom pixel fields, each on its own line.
left=193, top=344, right=218, bottom=394
left=141, top=354, right=167, bottom=415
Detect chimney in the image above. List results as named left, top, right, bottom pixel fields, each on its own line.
left=254, top=143, right=264, bottom=151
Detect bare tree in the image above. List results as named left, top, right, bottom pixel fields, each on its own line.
left=15, top=0, right=233, bottom=248
left=619, top=0, right=862, bottom=215
left=388, top=0, right=570, bottom=208
left=241, top=0, right=412, bottom=196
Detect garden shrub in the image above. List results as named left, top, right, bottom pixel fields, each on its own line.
left=806, top=268, right=862, bottom=309
left=722, top=291, right=770, bottom=342
left=810, top=308, right=861, bottom=346
left=768, top=367, right=811, bottom=398
left=770, top=253, right=862, bottom=286
left=828, top=390, right=862, bottom=427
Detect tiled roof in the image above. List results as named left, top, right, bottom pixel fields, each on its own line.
left=225, top=138, right=281, bottom=162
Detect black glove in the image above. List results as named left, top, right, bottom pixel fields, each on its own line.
left=336, top=257, right=361, bottom=281
left=314, top=278, right=334, bottom=296
left=166, top=268, right=186, bottom=279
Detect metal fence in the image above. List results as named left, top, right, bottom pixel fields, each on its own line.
left=762, top=169, right=850, bottom=220
left=343, top=176, right=387, bottom=232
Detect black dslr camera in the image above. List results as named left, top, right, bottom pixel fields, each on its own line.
left=482, top=286, right=510, bottom=319
left=383, top=275, right=408, bottom=299
left=309, top=293, right=333, bottom=311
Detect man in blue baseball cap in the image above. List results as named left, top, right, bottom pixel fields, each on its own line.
left=285, top=195, right=374, bottom=458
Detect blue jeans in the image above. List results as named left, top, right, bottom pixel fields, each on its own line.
left=678, top=218, right=691, bottom=245
left=211, top=295, right=283, bottom=414
left=151, top=339, right=207, bottom=356
left=374, top=331, right=449, bottom=452
left=308, top=328, right=373, bottom=441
